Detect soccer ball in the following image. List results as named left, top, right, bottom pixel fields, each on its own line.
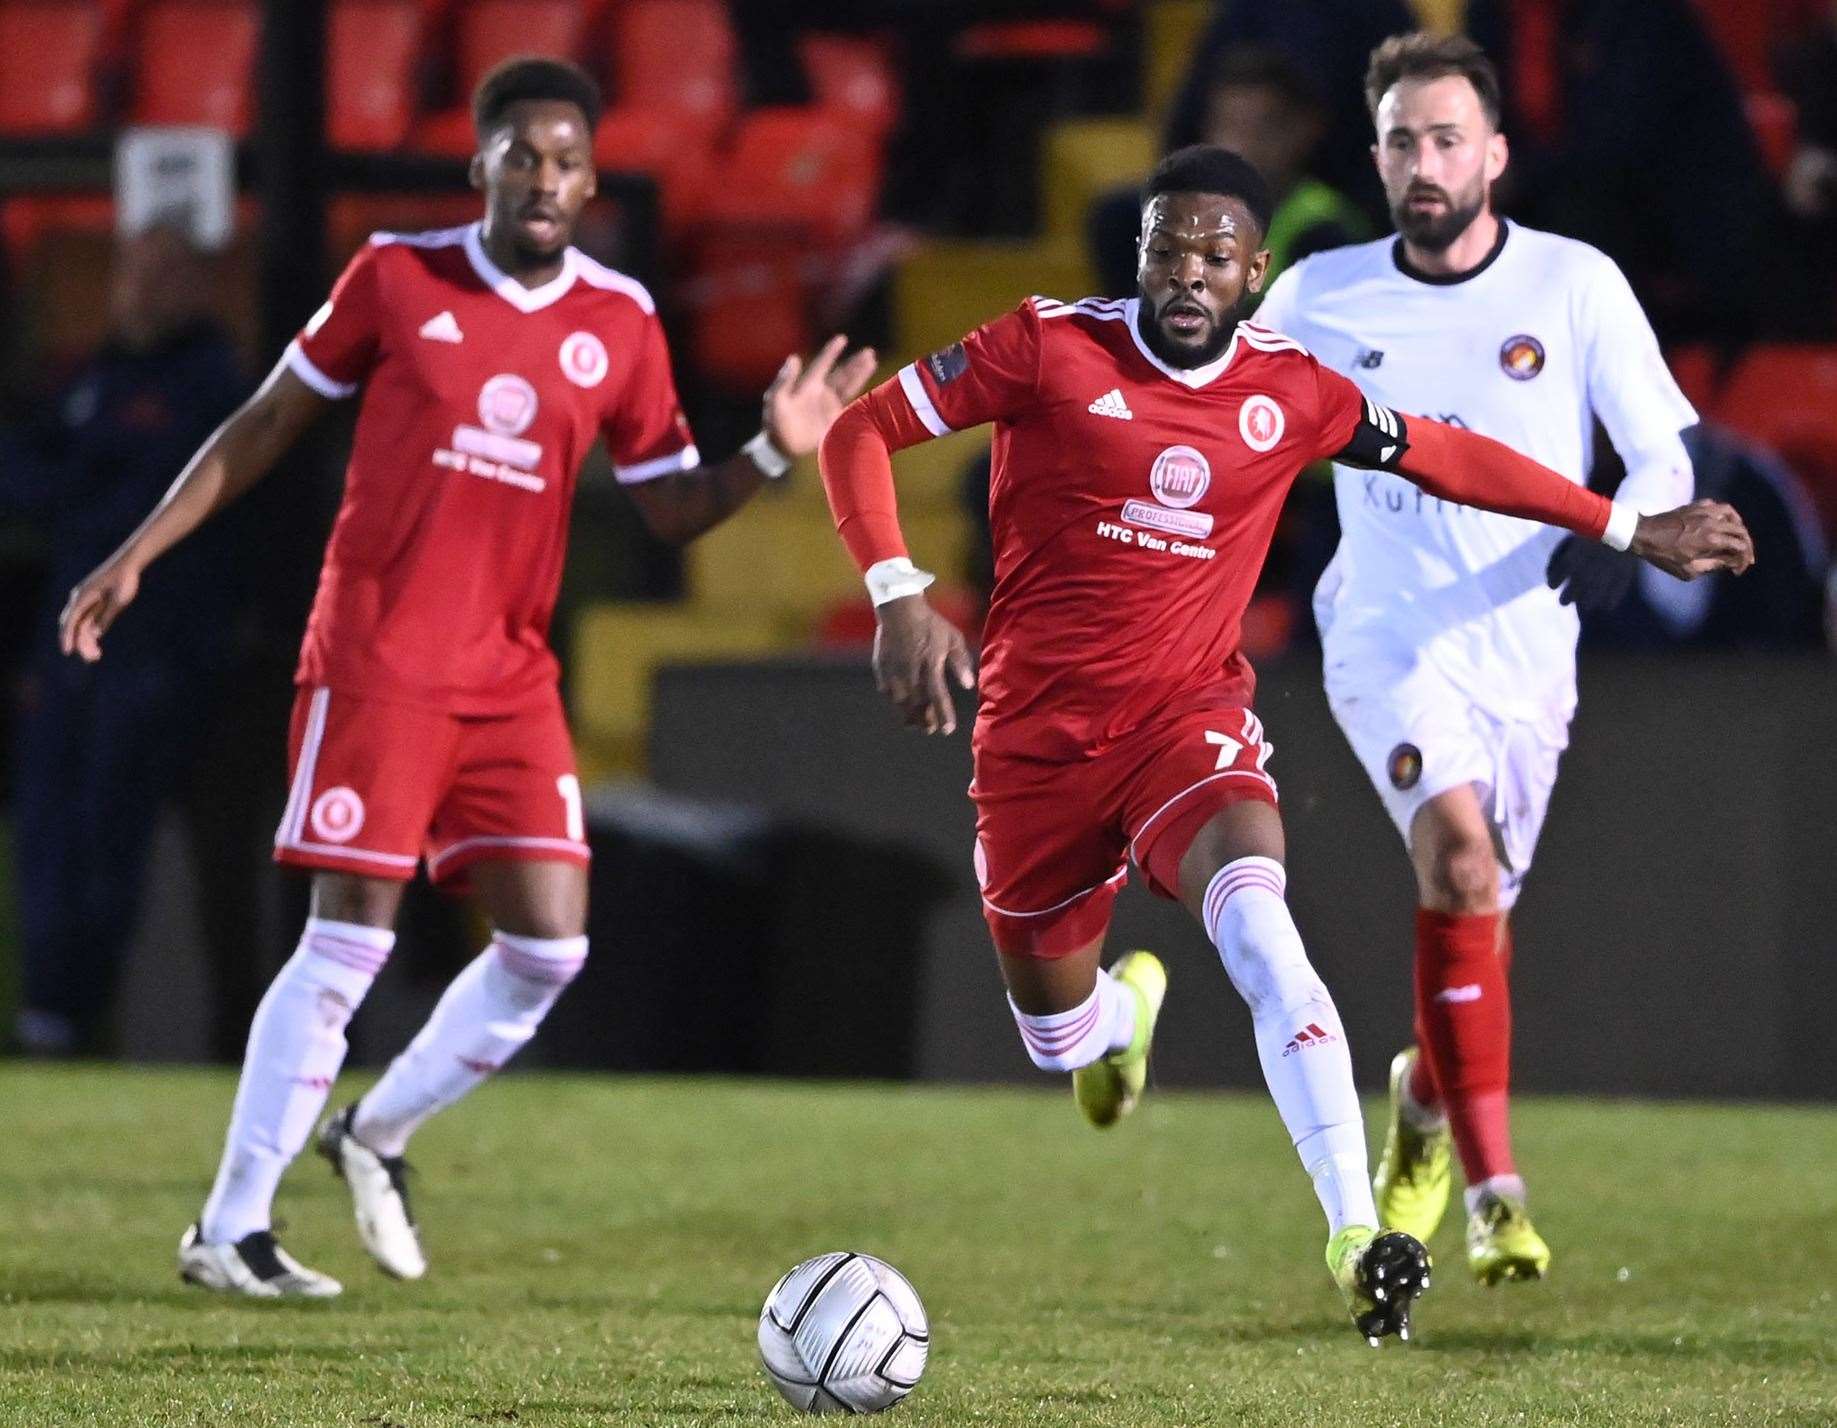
left=757, top=1252, right=929, bottom=1414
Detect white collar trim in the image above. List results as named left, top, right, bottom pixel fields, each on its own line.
left=464, top=222, right=579, bottom=313
left=1123, top=297, right=1241, bottom=388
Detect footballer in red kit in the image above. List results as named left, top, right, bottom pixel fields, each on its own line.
left=818, top=144, right=1750, bottom=1342
left=60, top=58, right=875, bottom=1297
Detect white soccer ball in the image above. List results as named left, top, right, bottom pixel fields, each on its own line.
left=757, top=1252, right=929, bottom=1414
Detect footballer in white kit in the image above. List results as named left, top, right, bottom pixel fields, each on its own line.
left=1256, top=34, right=1703, bottom=1286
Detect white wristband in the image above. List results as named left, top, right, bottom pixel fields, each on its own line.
left=743, top=431, right=792, bottom=479
left=865, top=556, right=936, bottom=607
left=1600, top=500, right=1640, bottom=552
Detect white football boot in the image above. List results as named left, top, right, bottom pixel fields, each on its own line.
left=317, top=1105, right=427, bottom=1280
left=178, top=1224, right=342, bottom=1298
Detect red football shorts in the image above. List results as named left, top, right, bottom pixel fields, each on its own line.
left=972, top=704, right=1277, bottom=958
left=273, top=685, right=590, bottom=888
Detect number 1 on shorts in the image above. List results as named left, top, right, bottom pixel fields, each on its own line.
left=557, top=773, right=584, bottom=842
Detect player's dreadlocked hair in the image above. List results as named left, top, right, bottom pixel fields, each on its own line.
left=1141, top=145, right=1275, bottom=236
left=472, top=56, right=603, bottom=137
left=1364, top=32, right=1502, bottom=129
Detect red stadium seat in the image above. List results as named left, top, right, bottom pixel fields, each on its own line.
left=592, top=105, right=716, bottom=236
left=1666, top=345, right=1720, bottom=417
left=413, top=0, right=586, bottom=155
left=328, top=0, right=424, bottom=151
left=1687, top=0, right=1782, bottom=92
left=1744, top=91, right=1798, bottom=179
left=799, top=34, right=900, bottom=139
left=133, top=1, right=259, bottom=135
left=698, top=108, right=880, bottom=242
left=1712, top=345, right=1837, bottom=531
left=610, top=0, right=737, bottom=139
left=0, top=2, right=104, bottom=135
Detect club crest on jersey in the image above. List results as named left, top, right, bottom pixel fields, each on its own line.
left=309, top=786, right=365, bottom=844
left=1500, top=334, right=1545, bottom=380
left=1238, top=394, right=1285, bottom=452
left=1387, top=743, right=1423, bottom=791
left=560, top=330, right=609, bottom=388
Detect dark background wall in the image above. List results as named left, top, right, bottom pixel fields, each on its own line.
left=645, top=653, right=1837, bottom=1100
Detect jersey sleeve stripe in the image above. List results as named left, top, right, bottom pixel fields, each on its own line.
left=897, top=363, right=952, bottom=437
left=614, top=444, right=701, bottom=484
left=284, top=338, right=359, bottom=399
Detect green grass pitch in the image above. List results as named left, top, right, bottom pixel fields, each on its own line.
left=1, top=1066, right=1831, bottom=1426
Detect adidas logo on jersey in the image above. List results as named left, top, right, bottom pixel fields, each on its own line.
left=418, top=311, right=464, bottom=343
left=1088, top=388, right=1133, bottom=420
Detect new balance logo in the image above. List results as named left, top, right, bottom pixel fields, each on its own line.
left=1282, top=1022, right=1338, bottom=1057
left=1433, top=983, right=1484, bottom=1004
left=1088, top=388, right=1133, bottom=420
left=1356, top=348, right=1384, bottom=369
left=419, top=310, right=464, bottom=343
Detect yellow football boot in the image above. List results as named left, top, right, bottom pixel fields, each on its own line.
left=1072, top=951, right=1166, bottom=1128
left=1373, top=1048, right=1454, bottom=1243
left=1466, top=1189, right=1552, bottom=1285
left=1326, top=1225, right=1432, bottom=1345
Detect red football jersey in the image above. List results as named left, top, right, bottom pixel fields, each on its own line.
left=286, top=222, right=697, bottom=714
left=896, top=296, right=1378, bottom=758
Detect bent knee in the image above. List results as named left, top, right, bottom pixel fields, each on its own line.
left=1420, top=837, right=1501, bottom=913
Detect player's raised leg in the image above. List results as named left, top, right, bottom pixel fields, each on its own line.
left=182, top=871, right=405, bottom=1298
left=1170, top=799, right=1430, bottom=1344
left=1408, top=787, right=1549, bottom=1284
left=327, top=858, right=588, bottom=1279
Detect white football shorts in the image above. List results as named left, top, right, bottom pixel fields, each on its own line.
left=1325, top=661, right=1568, bottom=910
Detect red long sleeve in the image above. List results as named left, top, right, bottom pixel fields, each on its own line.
left=818, top=376, right=936, bottom=572
left=1397, top=417, right=1612, bottom=541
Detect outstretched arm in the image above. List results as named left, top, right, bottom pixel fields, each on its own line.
left=625, top=336, right=876, bottom=545
left=819, top=378, right=976, bottom=734
left=59, top=360, right=328, bottom=662
left=1389, top=416, right=1753, bottom=580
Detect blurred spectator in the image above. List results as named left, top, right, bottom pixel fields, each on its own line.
left=1089, top=44, right=1369, bottom=300
left=1164, top=0, right=1416, bottom=224
left=1584, top=424, right=1828, bottom=650
left=1461, top=0, right=1821, bottom=341
left=1776, top=1, right=1837, bottom=290
left=1, top=222, right=250, bottom=1055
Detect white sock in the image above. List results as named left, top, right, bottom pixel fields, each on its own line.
left=199, top=918, right=394, bottom=1243
left=352, top=931, right=587, bottom=1157
left=1465, top=1173, right=1528, bottom=1215
left=1203, top=857, right=1378, bottom=1235
left=1007, top=970, right=1135, bottom=1073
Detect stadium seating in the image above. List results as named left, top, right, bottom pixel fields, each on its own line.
left=0, top=2, right=105, bottom=135
left=592, top=105, right=715, bottom=237
left=1711, top=344, right=1837, bottom=531
left=132, top=0, right=259, bottom=135
left=798, top=34, right=900, bottom=140
left=697, top=108, right=880, bottom=242
left=413, top=0, right=586, bottom=154
left=327, top=0, right=423, bottom=151
left=608, top=0, right=738, bottom=141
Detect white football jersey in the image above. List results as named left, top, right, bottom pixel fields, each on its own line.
left=1256, top=221, right=1695, bottom=723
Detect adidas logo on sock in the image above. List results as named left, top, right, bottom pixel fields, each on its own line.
left=418, top=310, right=464, bottom=343
left=1281, top=1022, right=1338, bottom=1057
left=1433, top=983, right=1484, bottom=1004
left=1087, top=388, right=1133, bottom=420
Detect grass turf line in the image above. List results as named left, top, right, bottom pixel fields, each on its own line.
left=0, top=1066, right=1831, bottom=1426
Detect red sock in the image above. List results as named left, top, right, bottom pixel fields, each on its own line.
left=1414, top=908, right=1514, bottom=1184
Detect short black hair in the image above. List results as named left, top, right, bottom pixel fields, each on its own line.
left=1209, top=43, right=1325, bottom=116
left=1141, top=144, right=1274, bottom=235
left=1364, top=32, right=1502, bottom=130
left=472, top=56, right=602, bottom=138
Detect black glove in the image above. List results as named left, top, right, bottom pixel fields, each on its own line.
left=1545, top=535, right=1637, bottom=610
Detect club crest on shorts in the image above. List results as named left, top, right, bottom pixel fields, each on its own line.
left=1238, top=394, right=1285, bottom=452
left=1387, top=743, right=1423, bottom=791
left=310, top=786, right=366, bottom=843
left=559, top=331, right=609, bottom=388
left=1500, top=334, right=1545, bottom=380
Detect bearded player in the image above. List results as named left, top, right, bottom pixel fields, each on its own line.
left=817, top=144, right=1750, bottom=1343
left=60, top=58, right=874, bottom=1297
left=1256, top=34, right=1708, bottom=1285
